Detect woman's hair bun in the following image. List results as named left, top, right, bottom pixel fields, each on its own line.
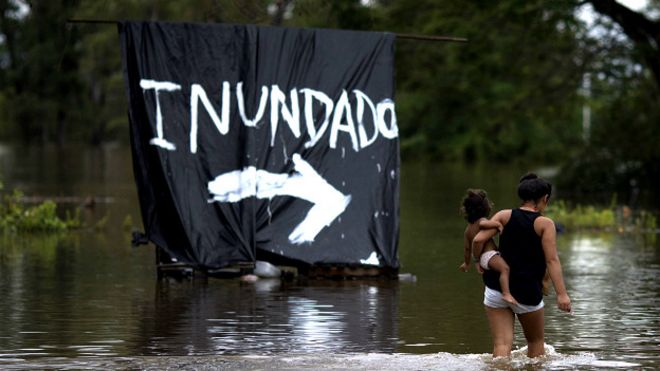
left=517, top=173, right=552, bottom=201
left=519, top=172, right=538, bottom=183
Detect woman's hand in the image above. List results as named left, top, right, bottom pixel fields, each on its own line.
left=557, top=293, right=572, bottom=313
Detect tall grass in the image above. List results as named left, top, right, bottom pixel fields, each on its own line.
left=546, top=200, right=657, bottom=232
left=0, top=185, right=81, bottom=233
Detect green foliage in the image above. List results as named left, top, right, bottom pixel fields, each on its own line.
left=122, top=214, right=134, bottom=231
left=93, top=213, right=109, bottom=231
left=379, top=0, right=585, bottom=162
left=0, top=189, right=81, bottom=233
left=547, top=200, right=615, bottom=229
left=291, top=0, right=376, bottom=30
left=0, top=0, right=273, bottom=144
left=0, top=0, right=86, bottom=143
left=635, top=210, right=657, bottom=231
left=557, top=14, right=660, bottom=207
left=546, top=200, right=657, bottom=232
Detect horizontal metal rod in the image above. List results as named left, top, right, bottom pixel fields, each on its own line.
left=66, top=19, right=468, bottom=43
left=67, top=19, right=117, bottom=24
left=395, top=33, right=468, bottom=43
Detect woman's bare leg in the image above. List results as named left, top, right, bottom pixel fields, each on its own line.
left=488, top=255, right=518, bottom=305
left=485, top=306, right=514, bottom=357
left=517, top=308, right=545, bottom=357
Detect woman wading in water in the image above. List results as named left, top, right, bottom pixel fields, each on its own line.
left=472, top=173, right=572, bottom=358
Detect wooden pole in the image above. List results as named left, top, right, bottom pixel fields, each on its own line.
left=67, top=19, right=117, bottom=25
left=395, top=33, right=467, bottom=43
left=66, top=19, right=468, bottom=43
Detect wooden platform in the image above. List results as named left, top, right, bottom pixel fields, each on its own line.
left=155, top=246, right=398, bottom=280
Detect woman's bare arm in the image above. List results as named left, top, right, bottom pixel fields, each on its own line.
left=472, top=210, right=509, bottom=258
left=537, top=217, right=572, bottom=312
left=478, top=219, right=503, bottom=233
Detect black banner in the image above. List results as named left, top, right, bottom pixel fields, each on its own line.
left=119, top=21, right=399, bottom=270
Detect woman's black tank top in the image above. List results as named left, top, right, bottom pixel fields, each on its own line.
left=483, top=208, right=546, bottom=305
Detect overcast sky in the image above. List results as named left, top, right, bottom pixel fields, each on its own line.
left=618, top=0, right=648, bottom=10
left=578, top=0, right=651, bottom=25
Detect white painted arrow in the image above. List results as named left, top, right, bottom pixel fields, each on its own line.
left=208, top=154, right=351, bottom=244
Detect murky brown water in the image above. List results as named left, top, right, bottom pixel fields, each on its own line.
left=0, top=144, right=657, bottom=370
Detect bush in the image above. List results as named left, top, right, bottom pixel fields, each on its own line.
left=546, top=200, right=657, bottom=232
left=0, top=188, right=81, bottom=233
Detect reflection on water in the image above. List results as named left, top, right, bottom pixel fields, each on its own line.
left=555, top=234, right=660, bottom=364
left=137, top=279, right=398, bottom=355
left=0, top=144, right=658, bottom=369
left=0, top=234, right=399, bottom=359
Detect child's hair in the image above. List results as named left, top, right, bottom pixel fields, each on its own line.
left=517, top=172, right=552, bottom=202
left=460, top=189, right=493, bottom=223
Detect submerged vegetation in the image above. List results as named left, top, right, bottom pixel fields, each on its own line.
left=0, top=184, right=81, bottom=233
left=547, top=200, right=658, bottom=232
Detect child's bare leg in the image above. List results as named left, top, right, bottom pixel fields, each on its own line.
left=488, top=255, right=518, bottom=305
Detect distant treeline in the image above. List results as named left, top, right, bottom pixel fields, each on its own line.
left=0, top=0, right=658, bottom=206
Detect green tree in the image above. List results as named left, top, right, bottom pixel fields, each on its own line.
left=586, top=0, right=660, bottom=88
left=557, top=1, right=660, bottom=207
left=379, top=0, right=585, bottom=162
left=73, top=0, right=274, bottom=144
left=0, top=0, right=84, bottom=144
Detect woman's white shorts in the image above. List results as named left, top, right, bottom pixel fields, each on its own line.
left=483, top=286, right=544, bottom=314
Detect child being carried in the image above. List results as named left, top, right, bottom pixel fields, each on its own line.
left=459, top=189, right=518, bottom=305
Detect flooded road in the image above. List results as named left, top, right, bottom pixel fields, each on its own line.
left=0, top=144, right=658, bottom=369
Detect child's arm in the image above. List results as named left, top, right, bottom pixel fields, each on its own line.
left=479, top=219, right=503, bottom=233
left=459, top=232, right=471, bottom=272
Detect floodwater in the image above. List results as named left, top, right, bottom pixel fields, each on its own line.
left=0, top=144, right=657, bottom=370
